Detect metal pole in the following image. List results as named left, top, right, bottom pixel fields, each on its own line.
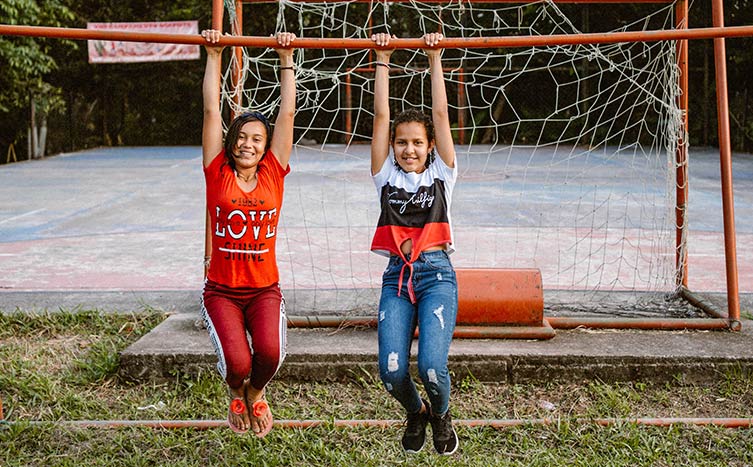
left=2, top=24, right=753, bottom=49
left=546, top=317, right=730, bottom=331
left=241, top=0, right=676, bottom=4
left=674, top=0, right=689, bottom=289
left=212, top=0, right=223, bottom=30
left=285, top=315, right=732, bottom=332
left=232, top=0, right=243, bottom=119
left=711, top=0, right=741, bottom=324
left=7, top=416, right=753, bottom=430
left=345, top=72, right=353, bottom=144
left=457, top=71, right=466, bottom=144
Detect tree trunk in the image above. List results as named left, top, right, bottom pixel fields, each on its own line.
left=30, top=95, right=39, bottom=159
left=38, top=115, right=47, bottom=158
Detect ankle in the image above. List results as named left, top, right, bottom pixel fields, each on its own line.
left=229, top=385, right=245, bottom=399
left=246, top=383, right=265, bottom=403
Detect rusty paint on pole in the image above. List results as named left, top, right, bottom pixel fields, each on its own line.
left=2, top=24, right=753, bottom=49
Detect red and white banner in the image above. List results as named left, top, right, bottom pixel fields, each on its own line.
left=87, top=21, right=200, bottom=64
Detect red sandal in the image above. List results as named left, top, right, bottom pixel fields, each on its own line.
left=250, top=397, right=273, bottom=438
left=227, top=397, right=248, bottom=434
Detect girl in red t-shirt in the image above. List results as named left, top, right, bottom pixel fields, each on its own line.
left=200, top=28, right=296, bottom=437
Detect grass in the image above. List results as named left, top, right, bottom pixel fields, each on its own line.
left=2, top=310, right=753, bottom=466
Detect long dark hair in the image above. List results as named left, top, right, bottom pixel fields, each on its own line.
left=223, top=111, right=273, bottom=171
left=390, top=109, right=436, bottom=169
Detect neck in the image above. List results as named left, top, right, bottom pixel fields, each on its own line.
left=235, top=168, right=257, bottom=182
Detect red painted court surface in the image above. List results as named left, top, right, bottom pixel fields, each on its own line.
left=0, top=145, right=750, bottom=295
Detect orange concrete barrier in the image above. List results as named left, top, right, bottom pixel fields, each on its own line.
left=287, top=268, right=553, bottom=339
left=456, top=268, right=544, bottom=327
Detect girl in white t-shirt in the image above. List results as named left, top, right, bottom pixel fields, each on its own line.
left=369, top=32, right=459, bottom=456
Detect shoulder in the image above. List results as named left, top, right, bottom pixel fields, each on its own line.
left=205, top=149, right=229, bottom=176
left=261, top=149, right=291, bottom=178
left=430, top=152, right=457, bottom=181
left=372, top=158, right=397, bottom=186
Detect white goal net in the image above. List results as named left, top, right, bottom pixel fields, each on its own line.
left=218, top=0, right=694, bottom=318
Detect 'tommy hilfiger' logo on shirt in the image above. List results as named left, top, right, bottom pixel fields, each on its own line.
left=387, top=190, right=435, bottom=214
left=378, top=180, right=449, bottom=228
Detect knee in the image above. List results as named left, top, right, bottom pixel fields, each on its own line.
left=379, top=351, right=410, bottom=387
left=417, top=359, right=448, bottom=387
left=380, top=367, right=410, bottom=388
left=224, top=352, right=251, bottom=386
left=253, top=346, right=282, bottom=370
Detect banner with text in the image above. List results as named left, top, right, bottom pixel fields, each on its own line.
left=87, top=21, right=200, bottom=64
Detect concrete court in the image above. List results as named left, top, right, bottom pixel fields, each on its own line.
left=2, top=145, right=753, bottom=383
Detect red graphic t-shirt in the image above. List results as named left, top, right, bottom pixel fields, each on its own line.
left=204, top=149, right=289, bottom=288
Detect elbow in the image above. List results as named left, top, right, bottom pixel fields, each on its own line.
left=433, top=107, right=449, bottom=121
left=279, top=108, right=295, bottom=121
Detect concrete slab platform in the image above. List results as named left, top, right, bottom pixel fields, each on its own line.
left=120, top=312, right=753, bottom=385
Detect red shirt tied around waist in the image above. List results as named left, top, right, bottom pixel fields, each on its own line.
left=205, top=149, right=289, bottom=288
left=371, top=155, right=457, bottom=302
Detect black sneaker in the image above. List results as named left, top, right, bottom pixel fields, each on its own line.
left=401, top=399, right=431, bottom=453
left=430, top=409, right=459, bottom=455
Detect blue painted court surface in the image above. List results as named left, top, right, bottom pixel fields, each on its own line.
left=0, top=145, right=750, bottom=297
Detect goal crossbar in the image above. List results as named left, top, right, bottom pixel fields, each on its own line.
left=1, top=23, right=753, bottom=49
left=239, top=0, right=675, bottom=4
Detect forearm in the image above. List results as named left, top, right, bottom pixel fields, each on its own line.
left=374, top=52, right=391, bottom=121
left=429, top=53, right=449, bottom=121
left=426, top=41, right=455, bottom=165
left=277, top=65, right=296, bottom=122
left=203, top=51, right=222, bottom=115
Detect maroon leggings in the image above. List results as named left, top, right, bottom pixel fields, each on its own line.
left=201, top=280, right=286, bottom=390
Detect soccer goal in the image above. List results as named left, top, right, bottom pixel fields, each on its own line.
left=1, top=0, right=740, bottom=328
left=211, top=0, right=745, bottom=325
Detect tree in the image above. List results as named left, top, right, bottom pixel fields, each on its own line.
left=46, top=0, right=212, bottom=151
left=0, top=0, right=74, bottom=159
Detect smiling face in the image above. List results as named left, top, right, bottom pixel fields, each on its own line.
left=391, top=121, right=434, bottom=174
left=232, top=120, right=268, bottom=170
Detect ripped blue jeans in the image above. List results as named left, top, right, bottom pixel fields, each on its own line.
left=377, top=250, right=458, bottom=416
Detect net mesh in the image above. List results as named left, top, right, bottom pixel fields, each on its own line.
left=218, top=0, right=696, bottom=317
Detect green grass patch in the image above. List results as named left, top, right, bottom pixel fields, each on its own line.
left=2, top=309, right=753, bottom=466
